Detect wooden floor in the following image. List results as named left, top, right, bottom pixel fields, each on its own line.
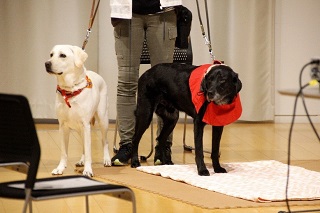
left=1, top=122, right=320, bottom=213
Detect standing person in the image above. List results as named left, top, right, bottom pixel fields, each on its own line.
left=110, top=0, right=182, bottom=166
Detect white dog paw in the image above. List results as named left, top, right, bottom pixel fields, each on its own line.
left=76, top=155, right=85, bottom=167
left=83, top=169, right=93, bottom=177
left=51, top=168, right=64, bottom=175
left=104, top=158, right=112, bottom=167
left=75, top=161, right=85, bottom=167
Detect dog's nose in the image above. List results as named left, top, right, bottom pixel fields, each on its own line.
left=45, top=61, right=51, bottom=71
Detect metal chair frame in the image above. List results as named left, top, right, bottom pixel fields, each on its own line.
left=0, top=93, right=136, bottom=213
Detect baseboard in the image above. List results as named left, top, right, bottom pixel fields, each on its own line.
left=34, top=118, right=194, bottom=124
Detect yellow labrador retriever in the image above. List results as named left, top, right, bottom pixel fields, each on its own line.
left=45, top=45, right=111, bottom=177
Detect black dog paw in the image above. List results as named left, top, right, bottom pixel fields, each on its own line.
left=131, top=157, right=141, bottom=168
left=214, top=167, right=227, bottom=173
left=198, top=169, right=210, bottom=176
left=165, top=160, right=174, bottom=165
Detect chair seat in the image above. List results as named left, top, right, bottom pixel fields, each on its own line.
left=0, top=94, right=136, bottom=212
left=0, top=175, right=130, bottom=200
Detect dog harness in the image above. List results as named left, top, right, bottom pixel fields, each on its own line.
left=189, top=64, right=242, bottom=126
left=56, top=75, right=93, bottom=108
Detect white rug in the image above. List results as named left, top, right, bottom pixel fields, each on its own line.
left=137, top=160, right=320, bottom=202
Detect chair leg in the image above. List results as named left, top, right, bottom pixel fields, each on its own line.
left=23, top=189, right=32, bottom=213
left=129, top=190, right=137, bottom=213
left=85, top=195, right=89, bottom=213
left=29, top=201, right=32, bottom=213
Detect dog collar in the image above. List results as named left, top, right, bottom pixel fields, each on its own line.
left=56, top=75, right=93, bottom=108
left=189, top=64, right=242, bottom=126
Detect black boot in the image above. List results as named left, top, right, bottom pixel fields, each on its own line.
left=111, top=142, right=132, bottom=166
left=154, top=141, right=173, bottom=165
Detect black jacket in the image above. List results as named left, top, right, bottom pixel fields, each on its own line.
left=132, top=0, right=161, bottom=15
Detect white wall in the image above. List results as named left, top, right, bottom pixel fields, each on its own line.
left=275, top=0, right=320, bottom=123
left=0, top=0, right=98, bottom=119
left=99, top=0, right=320, bottom=123
left=1, top=0, right=320, bottom=123
left=99, top=0, right=275, bottom=122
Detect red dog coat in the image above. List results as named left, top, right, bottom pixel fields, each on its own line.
left=189, top=64, right=242, bottom=126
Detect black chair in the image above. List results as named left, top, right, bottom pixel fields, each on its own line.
left=0, top=93, right=136, bottom=213
left=113, top=34, right=194, bottom=160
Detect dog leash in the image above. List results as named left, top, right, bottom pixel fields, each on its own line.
left=82, top=0, right=101, bottom=50
left=55, top=1, right=98, bottom=108
left=195, top=0, right=217, bottom=62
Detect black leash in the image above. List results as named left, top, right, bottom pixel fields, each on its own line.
left=195, top=0, right=214, bottom=60
left=82, top=0, right=101, bottom=50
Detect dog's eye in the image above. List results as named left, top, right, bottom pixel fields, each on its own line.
left=50, top=53, right=53, bottom=57
left=60, top=54, right=66, bottom=58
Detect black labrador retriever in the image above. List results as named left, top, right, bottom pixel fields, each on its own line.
left=131, top=63, right=242, bottom=176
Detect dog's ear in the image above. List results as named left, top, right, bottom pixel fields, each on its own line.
left=234, top=73, right=242, bottom=93
left=72, top=46, right=88, bottom=68
left=200, top=76, right=207, bottom=92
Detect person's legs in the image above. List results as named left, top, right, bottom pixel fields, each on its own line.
left=147, top=10, right=176, bottom=65
left=112, top=16, right=145, bottom=165
left=146, top=10, right=177, bottom=164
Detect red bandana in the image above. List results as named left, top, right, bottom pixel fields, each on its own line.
left=56, top=75, right=93, bottom=108
left=189, top=64, right=242, bottom=126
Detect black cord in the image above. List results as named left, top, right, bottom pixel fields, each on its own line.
left=299, top=62, right=320, bottom=141
left=283, top=61, right=320, bottom=213
left=285, top=82, right=309, bottom=213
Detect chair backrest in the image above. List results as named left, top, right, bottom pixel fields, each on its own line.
left=140, top=36, right=193, bottom=65
left=0, top=93, right=40, bottom=189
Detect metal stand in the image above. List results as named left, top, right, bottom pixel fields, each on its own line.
left=182, top=113, right=211, bottom=154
